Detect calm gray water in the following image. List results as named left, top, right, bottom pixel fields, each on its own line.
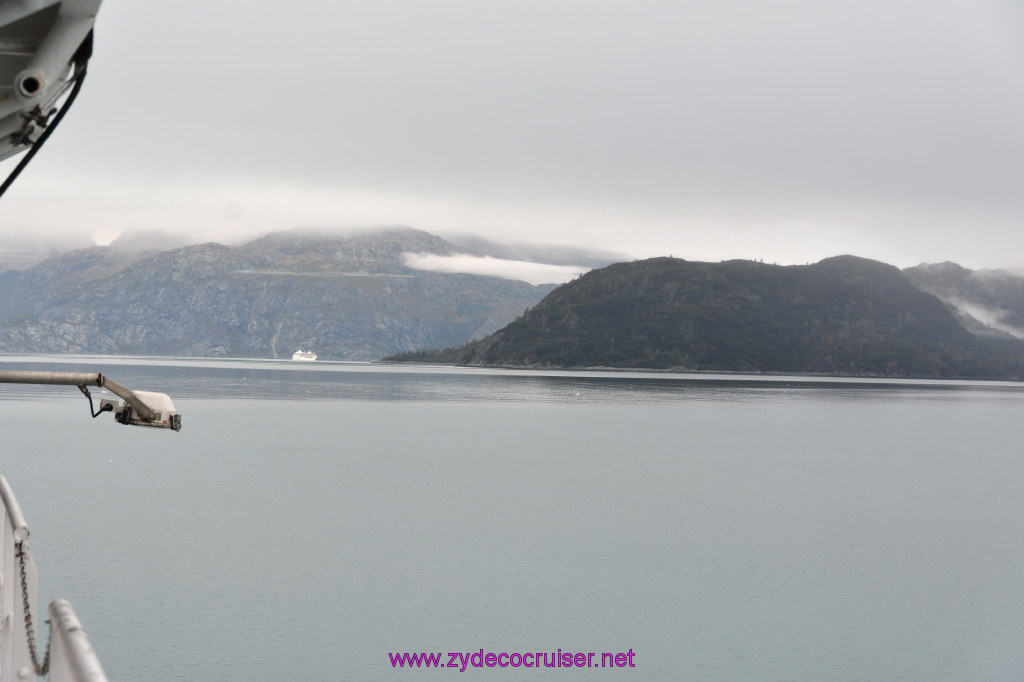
left=1, top=355, right=1023, bottom=681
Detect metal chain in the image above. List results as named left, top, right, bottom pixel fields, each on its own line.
left=15, top=542, right=50, bottom=676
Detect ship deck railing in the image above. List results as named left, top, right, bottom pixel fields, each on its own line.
left=0, top=475, right=109, bottom=682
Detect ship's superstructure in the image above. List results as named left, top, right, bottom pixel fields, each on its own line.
left=0, top=0, right=100, bottom=196
left=0, top=2, right=191, bottom=680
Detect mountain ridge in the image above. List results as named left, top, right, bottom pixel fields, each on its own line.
left=6, top=226, right=1024, bottom=377
left=396, top=255, right=1024, bottom=379
left=0, top=228, right=556, bottom=360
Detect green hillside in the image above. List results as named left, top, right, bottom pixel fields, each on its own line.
left=403, top=256, right=1024, bottom=379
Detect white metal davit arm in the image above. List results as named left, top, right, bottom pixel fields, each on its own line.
left=0, top=370, right=182, bottom=430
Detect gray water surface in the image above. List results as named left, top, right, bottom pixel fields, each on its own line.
left=1, top=356, right=1022, bottom=680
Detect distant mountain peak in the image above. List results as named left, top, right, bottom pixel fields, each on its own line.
left=0, top=226, right=554, bottom=360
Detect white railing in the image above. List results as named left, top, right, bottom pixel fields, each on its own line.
left=0, top=476, right=109, bottom=682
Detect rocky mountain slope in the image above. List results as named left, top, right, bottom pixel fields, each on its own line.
left=0, top=228, right=556, bottom=360
left=428, top=256, right=1024, bottom=378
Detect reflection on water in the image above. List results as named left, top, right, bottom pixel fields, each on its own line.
left=2, top=354, right=1024, bottom=405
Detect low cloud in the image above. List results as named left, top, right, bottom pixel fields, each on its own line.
left=949, top=299, right=1024, bottom=340
left=404, top=253, right=589, bottom=285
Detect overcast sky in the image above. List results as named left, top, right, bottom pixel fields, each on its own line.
left=1, top=0, right=1022, bottom=270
